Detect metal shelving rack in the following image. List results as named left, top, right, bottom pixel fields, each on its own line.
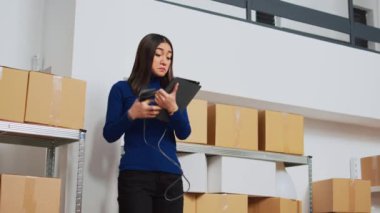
left=0, top=120, right=86, bottom=213
left=177, top=142, right=313, bottom=212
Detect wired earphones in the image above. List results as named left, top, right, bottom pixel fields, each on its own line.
left=143, top=119, right=191, bottom=201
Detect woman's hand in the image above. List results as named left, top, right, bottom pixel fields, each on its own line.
left=155, top=83, right=179, bottom=115
left=128, top=99, right=162, bottom=120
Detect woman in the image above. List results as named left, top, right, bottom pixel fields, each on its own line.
left=103, top=33, right=191, bottom=213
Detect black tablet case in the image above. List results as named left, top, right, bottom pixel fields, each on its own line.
left=157, top=77, right=201, bottom=122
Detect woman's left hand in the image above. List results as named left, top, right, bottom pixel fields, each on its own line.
left=155, top=83, right=179, bottom=115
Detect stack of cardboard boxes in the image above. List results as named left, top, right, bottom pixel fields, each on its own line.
left=258, top=110, right=304, bottom=155
left=249, top=197, right=302, bottom=213
left=313, top=178, right=371, bottom=213
left=0, top=67, right=29, bottom=123
left=207, top=104, right=258, bottom=151
left=0, top=66, right=86, bottom=129
left=310, top=155, right=378, bottom=213
left=0, top=174, right=61, bottom=213
left=0, top=66, right=87, bottom=212
left=177, top=99, right=208, bottom=145
left=184, top=194, right=303, bottom=213
left=187, top=194, right=248, bottom=213
left=178, top=99, right=304, bottom=213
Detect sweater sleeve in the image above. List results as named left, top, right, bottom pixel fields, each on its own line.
left=169, top=108, right=191, bottom=140
left=103, top=83, right=134, bottom=143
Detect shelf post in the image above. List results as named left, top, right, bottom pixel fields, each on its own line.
left=308, top=156, right=313, bottom=213
left=46, top=143, right=56, bottom=177
left=75, top=131, right=86, bottom=213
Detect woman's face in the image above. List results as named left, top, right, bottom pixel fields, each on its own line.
left=151, top=42, right=172, bottom=77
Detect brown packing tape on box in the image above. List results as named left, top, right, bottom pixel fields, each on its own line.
left=23, top=177, right=37, bottom=213
left=258, top=111, right=265, bottom=151
left=0, top=67, right=3, bottom=79
left=296, top=200, right=302, bottom=213
left=207, top=104, right=216, bottom=146
left=372, top=156, right=379, bottom=185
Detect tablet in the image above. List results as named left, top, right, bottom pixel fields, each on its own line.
left=157, top=77, right=201, bottom=122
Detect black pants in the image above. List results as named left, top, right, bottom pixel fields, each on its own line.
left=118, top=170, right=183, bottom=213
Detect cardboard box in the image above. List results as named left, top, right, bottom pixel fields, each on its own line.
left=361, top=155, right=380, bottom=186
left=178, top=153, right=207, bottom=193
left=258, top=110, right=304, bottom=155
left=184, top=193, right=196, bottom=213
left=25, top=72, right=86, bottom=129
left=196, top=193, right=248, bottom=213
left=312, top=178, right=371, bottom=213
left=0, top=174, right=61, bottom=213
left=177, top=99, right=207, bottom=144
left=207, top=156, right=276, bottom=196
left=249, top=197, right=302, bottom=213
left=0, top=67, right=29, bottom=122
left=208, top=104, right=258, bottom=151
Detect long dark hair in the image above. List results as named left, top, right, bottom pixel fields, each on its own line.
left=128, top=33, right=174, bottom=95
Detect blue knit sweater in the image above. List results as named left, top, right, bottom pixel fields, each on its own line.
left=103, top=78, right=191, bottom=174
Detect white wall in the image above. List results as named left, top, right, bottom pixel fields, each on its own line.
left=42, top=0, right=76, bottom=77
left=0, top=0, right=45, bottom=70
left=0, top=144, right=45, bottom=176
left=0, top=0, right=75, bottom=75
left=70, top=1, right=380, bottom=213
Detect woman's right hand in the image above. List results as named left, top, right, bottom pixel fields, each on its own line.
left=127, top=99, right=162, bottom=120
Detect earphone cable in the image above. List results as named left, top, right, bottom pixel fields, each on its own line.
left=143, top=119, right=191, bottom=201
